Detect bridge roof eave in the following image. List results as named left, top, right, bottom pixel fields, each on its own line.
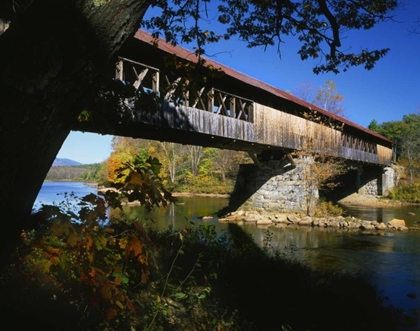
left=132, top=30, right=393, bottom=146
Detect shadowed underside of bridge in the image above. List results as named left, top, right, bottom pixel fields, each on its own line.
left=73, top=30, right=394, bottom=166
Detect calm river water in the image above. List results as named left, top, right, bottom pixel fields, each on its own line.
left=35, top=182, right=420, bottom=322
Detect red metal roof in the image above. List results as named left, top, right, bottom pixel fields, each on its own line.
left=133, top=30, right=393, bottom=144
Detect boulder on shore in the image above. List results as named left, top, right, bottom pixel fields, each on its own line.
left=298, top=216, right=312, bottom=226
left=388, top=219, right=406, bottom=228
left=375, top=222, right=387, bottom=230
left=257, top=219, right=273, bottom=225
left=287, top=215, right=300, bottom=224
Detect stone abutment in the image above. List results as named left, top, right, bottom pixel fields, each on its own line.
left=229, top=157, right=318, bottom=214
left=229, top=158, right=396, bottom=214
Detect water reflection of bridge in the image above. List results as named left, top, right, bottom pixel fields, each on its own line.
left=74, top=30, right=393, bottom=167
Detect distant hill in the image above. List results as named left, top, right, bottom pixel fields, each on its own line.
left=52, top=158, right=82, bottom=167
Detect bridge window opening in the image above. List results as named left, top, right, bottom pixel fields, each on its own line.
left=341, top=133, right=378, bottom=155
left=115, top=58, right=257, bottom=123
left=115, top=57, right=160, bottom=94
left=206, top=88, right=254, bottom=123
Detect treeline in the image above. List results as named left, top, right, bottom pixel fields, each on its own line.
left=105, top=137, right=251, bottom=194
left=45, top=163, right=107, bottom=182
left=368, top=112, right=420, bottom=202
left=368, top=113, right=420, bottom=185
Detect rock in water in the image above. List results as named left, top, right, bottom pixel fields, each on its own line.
left=388, top=219, right=406, bottom=228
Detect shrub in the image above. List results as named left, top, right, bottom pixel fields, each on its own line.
left=314, top=200, right=344, bottom=217
left=2, top=181, right=406, bottom=331
left=2, top=207, right=405, bottom=331
left=389, top=184, right=420, bottom=203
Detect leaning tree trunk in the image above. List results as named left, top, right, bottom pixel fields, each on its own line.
left=0, top=0, right=150, bottom=263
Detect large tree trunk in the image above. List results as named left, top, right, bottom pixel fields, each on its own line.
left=0, top=0, right=150, bottom=263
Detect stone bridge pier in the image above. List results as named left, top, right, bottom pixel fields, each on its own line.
left=357, top=165, right=395, bottom=196
left=228, top=156, right=317, bottom=214
left=228, top=157, right=396, bottom=214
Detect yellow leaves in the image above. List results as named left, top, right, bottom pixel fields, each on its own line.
left=18, top=193, right=156, bottom=324
left=107, top=151, right=130, bottom=184
left=87, top=252, right=94, bottom=263
left=126, top=233, right=149, bottom=267
left=129, top=234, right=143, bottom=257
left=148, top=146, right=156, bottom=154
left=67, top=232, right=78, bottom=247
left=115, top=300, right=124, bottom=310
left=48, top=216, right=81, bottom=250
left=35, top=258, right=52, bottom=274
left=42, top=247, right=62, bottom=267
left=50, top=218, right=74, bottom=237
left=77, top=109, right=91, bottom=122
left=96, top=235, right=108, bottom=250
left=86, top=233, right=93, bottom=250
left=127, top=171, right=144, bottom=186
left=119, top=238, right=128, bottom=250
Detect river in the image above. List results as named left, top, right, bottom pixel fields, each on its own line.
left=35, top=181, right=420, bottom=325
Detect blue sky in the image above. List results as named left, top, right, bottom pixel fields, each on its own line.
left=58, top=0, right=420, bottom=164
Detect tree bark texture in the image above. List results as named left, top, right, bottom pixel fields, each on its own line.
left=0, top=0, right=150, bottom=262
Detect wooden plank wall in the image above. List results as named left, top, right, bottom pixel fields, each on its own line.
left=136, top=101, right=255, bottom=142
left=254, top=104, right=392, bottom=165
left=254, top=104, right=341, bottom=154
left=377, top=145, right=393, bottom=165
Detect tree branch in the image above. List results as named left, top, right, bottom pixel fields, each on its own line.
left=316, top=0, right=341, bottom=57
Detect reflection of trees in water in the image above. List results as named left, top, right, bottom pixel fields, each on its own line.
left=108, top=196, right=229, bottom=230
left=247, top=225, right=338, bottom=251
left=242, top=225, right=404, bottom=273
left=245, top=222, right=420, bottom=308
left=168, top=202, right=175, bottom=217
left=341, top=205, right=420, bottom=227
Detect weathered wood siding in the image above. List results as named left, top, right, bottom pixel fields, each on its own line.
left=377, top=145, right=393, bottom=165
left=254, top=103, right=392, bottom=165
left=254, top=104, right=341, bottom=154
left=135, top=102, right=254, bottom=142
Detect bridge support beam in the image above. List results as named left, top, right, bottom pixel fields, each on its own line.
left=357, top=166, right=395, bottom=196
left=229, top=156, right=318, bottom=214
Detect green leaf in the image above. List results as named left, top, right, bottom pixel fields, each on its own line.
left=173, top=292, right=187, bottom=299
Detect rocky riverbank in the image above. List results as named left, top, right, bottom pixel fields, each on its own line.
left=218, top=210, right=418, bottom=232
left=98, top=187, right=229, bottom=199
